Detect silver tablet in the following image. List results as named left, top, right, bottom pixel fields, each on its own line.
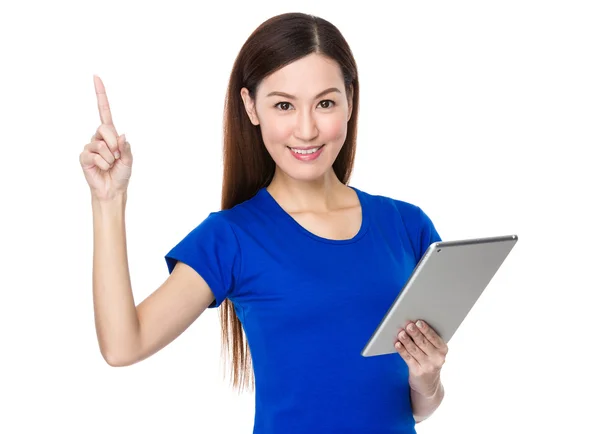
left=361, top=234, right=518, bottom=357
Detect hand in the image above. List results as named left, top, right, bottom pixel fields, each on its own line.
left=395, top=320, right=448, bottom=397
left=79, top=75, right=133, bottom=201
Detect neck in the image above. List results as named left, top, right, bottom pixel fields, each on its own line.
left=266, top=168, right=348, bottom=213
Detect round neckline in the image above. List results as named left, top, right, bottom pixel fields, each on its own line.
left=257, top=185, right=370, bottom=245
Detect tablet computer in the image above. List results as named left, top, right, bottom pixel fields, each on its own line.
left=361, top=234, right=518, bottom=357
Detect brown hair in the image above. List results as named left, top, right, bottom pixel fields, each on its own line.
left=219, top=12, right=360, bottom=393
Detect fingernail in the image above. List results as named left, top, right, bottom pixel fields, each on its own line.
left=408, top=324, right=415, bottom=332
left=416, top=320, right=423, bottom=329
left=114, top=151, right=120, bottom=159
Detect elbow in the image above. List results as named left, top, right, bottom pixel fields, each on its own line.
left=98, top=335, right=141, bottom=367
left=101, top=349, right=134, bottom=367
left=103, top=353, right=128, bottom=367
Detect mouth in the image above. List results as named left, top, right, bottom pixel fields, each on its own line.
left=286, top=145, right=325, bottom=155
left=286, top=144, right=326, bottom=161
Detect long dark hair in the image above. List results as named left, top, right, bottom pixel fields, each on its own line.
left=219, top=12, right=360, bottom=393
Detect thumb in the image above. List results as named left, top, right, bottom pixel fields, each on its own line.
left=117, top=134, right=132, bottom=164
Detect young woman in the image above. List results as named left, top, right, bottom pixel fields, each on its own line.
left=80, top=12, right=448, bottom=433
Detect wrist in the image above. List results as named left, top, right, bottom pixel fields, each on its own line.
left=91, top=192, right=127, bottom=218
left=410, top=376, right=441, bottom=399
left=91, top=192, right=127, bottom=206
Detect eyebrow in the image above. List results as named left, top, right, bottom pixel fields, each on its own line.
left=266, top=87, right=342, bottom=100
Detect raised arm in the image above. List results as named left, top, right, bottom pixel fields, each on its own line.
left=81, top=76, right=216, bottom=367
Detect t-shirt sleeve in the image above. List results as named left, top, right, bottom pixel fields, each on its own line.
left=164, top=212, right=241, bottom=309
left=417, top=206, right=442, bottom=259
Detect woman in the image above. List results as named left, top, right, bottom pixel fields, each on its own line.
left=80, top=12, right=448, bottom=434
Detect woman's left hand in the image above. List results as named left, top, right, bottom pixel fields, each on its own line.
left=395, top=320, right=448, bottom=397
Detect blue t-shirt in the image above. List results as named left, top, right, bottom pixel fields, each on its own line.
left=165, top=186, right=441, bottom=434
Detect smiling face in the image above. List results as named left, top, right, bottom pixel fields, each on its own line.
left=241, top=53, right=353, bottom=184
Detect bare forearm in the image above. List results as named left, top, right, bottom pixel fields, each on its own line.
left=411, top=381, right=445, bottom=423
left=92, top=193, right=140, bottom=366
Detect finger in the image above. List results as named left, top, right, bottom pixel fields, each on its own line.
left=92, top=153, right=111, bottom=171
left=395, top=341, right=419, bottom=370
left=79, top=150, right=96, bottom=168
left=92, top=124, right=119, bottom=156
left=406, top=323, right=437, bottom=356
left=86, top=140, right=115, bottom=166
left=93, top=75, right=114, bottom=126
left=416, top=320, right=448, bottom=353
left=80, top=150, right=110, bottom=171
left=398, top=329, right=427, bottom=363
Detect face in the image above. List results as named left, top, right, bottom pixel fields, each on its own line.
left=241, top=53, right=353, bottom=184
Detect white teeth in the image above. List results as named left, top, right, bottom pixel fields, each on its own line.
left=291, top=146, right=322, bottom=155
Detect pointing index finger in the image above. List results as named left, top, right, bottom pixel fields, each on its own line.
left=93, top=75, right=114, bottom=126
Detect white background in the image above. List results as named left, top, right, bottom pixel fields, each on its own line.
left=1, top=0, right=598, bottom=433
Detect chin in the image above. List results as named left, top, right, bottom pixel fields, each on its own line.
left=285, top=169, right=331, bottom=183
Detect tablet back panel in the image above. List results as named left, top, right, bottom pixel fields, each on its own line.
left=361, top=235, right=518, bottom=357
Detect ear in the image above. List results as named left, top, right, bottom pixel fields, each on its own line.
left=346, top=84, right=354, bottom=122
left=240, top=87, right=260, bottom=126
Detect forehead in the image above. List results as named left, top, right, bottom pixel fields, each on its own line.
left=256, top=53, right=344, bottom=97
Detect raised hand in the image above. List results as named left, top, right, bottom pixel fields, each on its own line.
left=79, top=75, right=133, bottom=201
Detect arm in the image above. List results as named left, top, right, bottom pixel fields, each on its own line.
left=411, top=380, right=445, bottom=423
left=92, top=194, right=215, bottom=367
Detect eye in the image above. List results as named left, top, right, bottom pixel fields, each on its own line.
left=319, top=100, right=335, bottom=109
left=274, top=102, right=292, bottom=111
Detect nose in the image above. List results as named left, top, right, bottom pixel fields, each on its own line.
left=294, top=108, right=319, bottom=142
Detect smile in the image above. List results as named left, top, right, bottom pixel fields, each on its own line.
left=287, top=145, right=326, bottom=161
left=288, top=145, right=324, bottom=155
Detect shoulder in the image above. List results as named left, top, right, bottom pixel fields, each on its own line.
left=204, top=192, right=262, bottom=231
left=355, top=186, right=427, bottom=225
left=354, top=186, right=442, bottom=256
